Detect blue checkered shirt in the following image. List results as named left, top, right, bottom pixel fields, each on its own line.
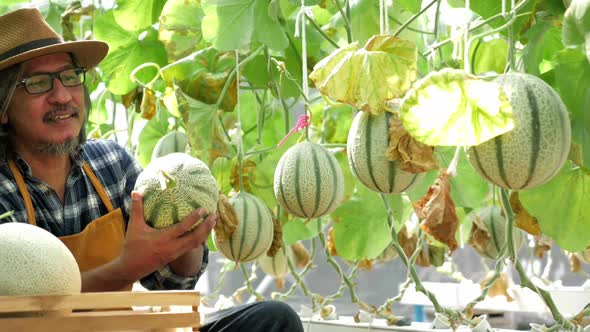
left=0, top=139, right=207, bottom=290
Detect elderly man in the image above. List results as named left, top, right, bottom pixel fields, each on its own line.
left=0, top=7, right=302, bottom=331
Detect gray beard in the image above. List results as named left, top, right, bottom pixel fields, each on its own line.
left=38, top=137, right=80, bottom=156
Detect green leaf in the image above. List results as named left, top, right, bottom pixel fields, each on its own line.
left=399, top=68, right=514, bottom=146
left=158, top=0, right=207, bottom=62
left=114, top=0, right=166, bottom=31
left=95, top=11, right=168, bottom=94
left=518, top=20, right=563, bottom=76
left=310, top=35, right=418, bottom=114
left=563, top=0, right=590, bottom=63
left=469, top=38, right=508, bottom=74
left=201, top=0, right=287, bottom=51
left=554, top=48, right=590, bottom=168
left=136, top=108, right=171, bottom=167
left=177, top=89, right=230, bottom=166
left=282, top=218, right=323, bottom=246
left=331, top=184, right=394, bottom=260
left=520, top=162, right=590, bottom=252
left=252, top=0, right=288, bottom=51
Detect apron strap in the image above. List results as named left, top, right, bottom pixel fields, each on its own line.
left=7, top=159, right=36, bottom=225
left=82, top=162, right=115, bottom=212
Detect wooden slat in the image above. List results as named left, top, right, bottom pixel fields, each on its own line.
left=0, top=291, right=200, bottom=313
left=0, top=310, right=199, bottom=331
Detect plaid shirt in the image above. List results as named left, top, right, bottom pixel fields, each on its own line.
left=0, top=139, right=207, bottom=290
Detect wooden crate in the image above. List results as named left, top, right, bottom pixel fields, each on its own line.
left=0, top=290, right=200, bottom=332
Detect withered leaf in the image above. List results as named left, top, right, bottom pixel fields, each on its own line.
left=468, top=215, right=491, bottom=256
left=510, top=192, right=541, bottom=236
left=480, top=272, right=514, bottom=302
left=397, top=224, right=430, bottom=267
left=230, top=159, right=257, bottom=193
left=266, top=216, right=283, bottom=257
left=412, top=171, right=459, bottom=252
left=568, top=252, right=581, bottom=273
left=292, top=242, right=311, bottom=269
left=387, top=113, right=438, bottom=173
left=140, top=87, right=158, bottom=120
left=327, top=227, right=338, bottom=257
left=214, top=192, right=239, bottom=244
left=533, top=234, right=552, bottom=259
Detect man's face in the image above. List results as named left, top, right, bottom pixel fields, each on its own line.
left=1, top=52, right=86, bottom=156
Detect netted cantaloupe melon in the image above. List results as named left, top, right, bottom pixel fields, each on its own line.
left=0, top=223, right=81, bottom=296
left=347, top=111, right=422, bottom=194
left=467, top=73, right=571, bottom=190
left=134, top=153, right=219, bottom=228
left=214, top=192, right=274, bottom=263
left=467, top=206, right=526, bottom=259
left=273, top=141, right=344, bottom=219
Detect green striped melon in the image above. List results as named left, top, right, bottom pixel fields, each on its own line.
left=151, top=130, right=188, bottom=160
left=347, top=111, right=422, bottom=194
left=214, top=192, right=274, bottom=263
left=273, top=141, right=344, bottom=219
left=134, top=153, right=220, bottom=228
left=258, top=245, right=293, bottom=278
left=467, top=206, right=525, bottom=260
left=467, top=73, right=571, bottom=190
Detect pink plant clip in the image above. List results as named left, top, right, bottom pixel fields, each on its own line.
left=278, top=114, right=311, bottom=147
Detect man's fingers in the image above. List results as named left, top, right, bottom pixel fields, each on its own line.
left=177, top=213, right=217, bottom=249
left=165, top=208, right=206, bottom=238
left=129, top=191, right=147, bottom=229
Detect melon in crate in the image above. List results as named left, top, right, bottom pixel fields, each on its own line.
left=134, top=152, right=220, bottom=228
left=273, top=141, right=344, bottom=219
left=467, top=73, right=571, bottom=190
left=213, top=192, right=274, bottom=263
left=0, top=222, right=81, bottom=296
left=347, top=110, right=422, bottom=194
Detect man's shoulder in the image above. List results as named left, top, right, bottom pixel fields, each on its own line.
left=81, top=139, right=136, bottom=169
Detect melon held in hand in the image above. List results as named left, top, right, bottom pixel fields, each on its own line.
left=134, top=153, right=220, bottom=228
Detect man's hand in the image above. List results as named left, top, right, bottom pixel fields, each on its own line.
left=116, top=191, right=217, bottom=281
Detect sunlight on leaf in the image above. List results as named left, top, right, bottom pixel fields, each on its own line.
left=520, top=162, right=590, bottom=252
left=114, top=0, right=164, bottom=31
left=310, top=35, right=418, bottom=114
left=399, top=68, right=514, bottom=146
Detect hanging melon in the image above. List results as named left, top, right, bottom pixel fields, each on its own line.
left=467, top=206, right=526, bottom=259
left=273, top=141, right=344, bottom=219
left=134, top=153, right=220, bottom=228
left=347, top=111, right=422, bottom=194
left=214, top=192, right=274, bottom=263
left=467, top=73, right=571, bottom=190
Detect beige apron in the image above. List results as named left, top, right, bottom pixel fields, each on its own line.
left=8, top=159, right=133, bottom=291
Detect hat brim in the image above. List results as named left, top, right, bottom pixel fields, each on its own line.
left=0, top=40, right=108, bottom=71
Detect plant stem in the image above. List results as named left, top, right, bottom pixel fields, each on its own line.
left=333, top=0, right=352, bottom=43
left=500, top=189, right=579, bottom=330
left=305, top=12, right=339, bottom=48
left=215, top=46, right=264, bottom=109
left=379, top=193, right=454, bottom=317
left=393, top=0, right=437, bottom=37
left=275, top=239, right=317, bottom=300
left=239, top=263, right=265, bottom=300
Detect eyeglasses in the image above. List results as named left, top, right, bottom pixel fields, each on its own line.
left=17, top=67, right=86, bottom=94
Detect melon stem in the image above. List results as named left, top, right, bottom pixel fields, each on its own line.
left=157, top=169, right=177, bottom=190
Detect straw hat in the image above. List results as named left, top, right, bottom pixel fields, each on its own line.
left=0, top=8, right=108, bottom=71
